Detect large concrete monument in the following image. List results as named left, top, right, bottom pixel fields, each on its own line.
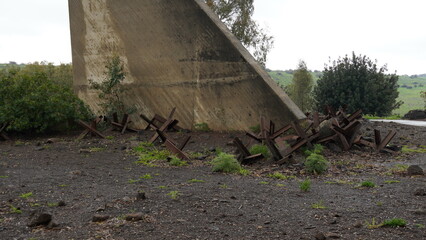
left=68, top=0, right=305, bottom=130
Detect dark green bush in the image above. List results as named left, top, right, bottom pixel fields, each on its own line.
left=0, top=63, right=92, bottom=132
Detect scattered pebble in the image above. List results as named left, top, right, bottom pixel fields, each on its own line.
left=414, top=188, right=426, bottom=196
left=28, top=212, right=52, bottom=227
left=407, top=165, right=424, bottom=176
left=92, top=214, right=110, bottom=222
left=125, top=213, right=144, bottom=222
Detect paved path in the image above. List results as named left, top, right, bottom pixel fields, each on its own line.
left=370, top=119, right=426, bottom=127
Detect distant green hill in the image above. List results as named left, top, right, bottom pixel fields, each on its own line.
left=268, top=70, right=426, bottom=115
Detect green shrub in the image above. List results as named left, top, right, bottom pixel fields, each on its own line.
left=304, top=153, right=328, bottom=174
left=382, top=218, right=407, bottom=227
left=211, top=152, right=243, bottom=173
left=249, top=144, right=270, bottom=158
left=300, top=179, right=311, bottom=192
left=0, top=63, right=92, bottom=132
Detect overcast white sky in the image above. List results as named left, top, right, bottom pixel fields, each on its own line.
left=0, top=0, right=425, bottom=75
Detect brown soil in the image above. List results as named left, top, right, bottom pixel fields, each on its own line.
left=1, top=120, right=425, bottom=240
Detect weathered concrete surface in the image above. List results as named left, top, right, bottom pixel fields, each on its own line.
left=68, top=0, right=305, bottom=130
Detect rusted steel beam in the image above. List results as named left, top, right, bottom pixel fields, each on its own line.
left=233, top=137, right=265, bottom=164
left=264, top=138, right=282, bottom=161
left=233, top=137, right=251, bottom=157
left=149, top=118, right=174, bottom=143
left=269, top=124, right=292, bottom=140
left=165, top=139, right=189, bottom=160
left=77, top=118, right=105, bottom=140
left=377, top=130, right=397, bottom=152
left=177, top=136, right=191, bottom=151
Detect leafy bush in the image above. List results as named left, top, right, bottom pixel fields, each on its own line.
left=211, top=152, right=244, bottom=174
left=0, top=63, right=92, bottom=132
left=313, top=52, right=402, bottom=116
left=249, top=144, right=270, bottom=158
left=304, top=153, right=328, bottom=174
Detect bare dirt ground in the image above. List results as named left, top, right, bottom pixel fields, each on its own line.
left=0, top=120, right=425, bottom=240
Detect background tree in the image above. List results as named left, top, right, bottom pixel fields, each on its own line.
left=287, top=60, right=313, bottom=112
left=205, top=0, right=273, bottom=66
left=89, top=55, right=133, bottom=118
left=313, top=53, right=402, bottom=116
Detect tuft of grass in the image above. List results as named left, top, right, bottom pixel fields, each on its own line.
left=20, top=192, right=33, bottom=199
left=188, top=179, right=205, bottom=183
left=134, top=142, right=171, bottom=166
left=401, top=145, right=426, bottom=153
left=167, top=191, right=180, bottom=200
left=376, top=202, right=383, bottom=206
left=238, top=168, right=251, bottom=176
left=10, top=205, right=22, bottom=214
left=366, top=218, right=382, bottom=229
left=157, top=185, right=168, bottom=189
left=211, top=152, right=247, bottom=174
left=267, top=172, right=294, bottom=180
left=194, top=122, right=210, bottom=132
left=58, top=184, right=68, bottom=187
left=364, top=114, right=401, bottom=120
left=311, top=200, right=327, bottom=209
left=169, top=156, right=188, bottom=166
left=382, top=218, right=407, bottom=227
left=259, top=181, right=269, bottom=185
left=106, top=136, right=114, bottom=140
left=249, top=125, right=260, bottom=134
left=304, top=153, right=328, bottom=174
left=414, top=224, right=425, bottom=229
left=89, top=147, right=105, bottom=152
left=276, top=183, right=286, bottom=187
left=249, top=144, right=270, bottom=159
left=0, top=176, right=9, bottom=178
left=360, top=181, right=376, bottom=188
left=219, top=184, right=228, bottom=189
left=47, top=202, right=58, bottom=207
left=300, top=179, right=311, bottom=192
left=140, top=174, right=153, bottom=179
left=384, top=180, right=400, bottom=184
left=128, top=179, right=140, bottom=184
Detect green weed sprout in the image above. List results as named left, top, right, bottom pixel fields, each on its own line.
left=300, top=179, right=311, bottom=192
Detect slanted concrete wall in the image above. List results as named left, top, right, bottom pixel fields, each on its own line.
left=68, top=0, right=305, bottom=130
